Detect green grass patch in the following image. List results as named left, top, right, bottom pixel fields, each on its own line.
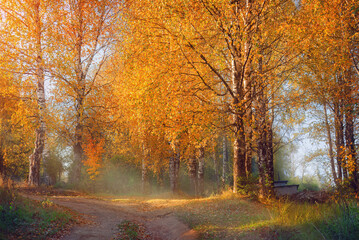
left=0, top=187, right=74, bottom=240
left=270, top=201, right=359, bottom=240
left=163, top=191, right=359, bottom=240
left=170, top=192, right=271, bottom=239
left=116, top=220, right=141, bottom=240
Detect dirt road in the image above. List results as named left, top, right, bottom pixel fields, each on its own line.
left=23, top=194, right=197, bottom=240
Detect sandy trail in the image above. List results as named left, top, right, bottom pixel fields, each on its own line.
left=23, top=194, right=197, bottom=240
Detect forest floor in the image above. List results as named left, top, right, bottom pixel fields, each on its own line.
left=104, top=192, right=273, bottom=240
left=20, top=187, right=355, bottom=240
left=19, top=187, right=199, bottom=240
left=19, top=187, right=276, bottom=240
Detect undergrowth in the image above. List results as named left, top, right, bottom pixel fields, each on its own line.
left=117, top=220, right=140, bottom=240
left=271, top=201, right=359, bottom=240
left=115, top=220, right=151, bottom=240
left=0, top=187, right=73, bottom=240
left=171, top=191, right=271, bottom=239
left=162, top=190, right=359, bottom=239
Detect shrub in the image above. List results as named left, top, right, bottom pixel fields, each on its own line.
left=0, top=187, right=73, bottom=239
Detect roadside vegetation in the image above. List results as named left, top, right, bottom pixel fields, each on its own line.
left=2, top=184, right=359, bottom=240
left=115, top=220, right=150, bottom=240
left=1, top=0, right=359, bottom=239
left=0, top=186, right=76, bottom=240
left=270, top=200, right=359, bottom=240
left=108, top=190, right=359, bottom=240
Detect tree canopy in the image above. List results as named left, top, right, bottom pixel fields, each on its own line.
left=0, top=0, right=358, bottom=197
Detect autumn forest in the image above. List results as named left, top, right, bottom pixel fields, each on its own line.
left=1, top=0, right=359, bottom=239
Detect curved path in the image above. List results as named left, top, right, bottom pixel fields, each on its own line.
left=23, top=194, right=197, bottom=240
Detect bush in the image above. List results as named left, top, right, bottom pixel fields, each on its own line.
left=0, top=187, right=73, bottom=239
left=236, top=175, right=259, bottom=197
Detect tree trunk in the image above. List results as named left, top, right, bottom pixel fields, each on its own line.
left=29, top=0, right=45, bottom=186
left=231, top=55, right=246, bottom=193
left=255, top=54, right=265, bottom=197
left=188, top=155, right=198, bottom=196
left=265, top=121, right=274, bottom=196
left=257, top=123, right=274, bottom=197
left=334, top=101, right=344, bottom=181
left=141, top=155, right=150, bottom=195
left=0, top=148, right=4, bottom=181
left=158, top=166, right=165, bottom=191
left=342, top=69, right=358, bottom=190
left=169, top=150, right=180, bottom=193
left=243, top=33, right=253, bottom=179
left=197, top=147, right=205, bottom=196
left=71, top=123, right=83, bottom=183
left=233, top=133, right=246, bottom=193
left=245, top=112, right=253, bottom=178
left=231, top=0, right=253, bottom=192
left=254, top=54, right=274, bottom=198
left=42, top=139, right=51, bottom=185
left=257, top=119, right=267, bottom=197
left=212, top=147, right=219, bottom=192
left=222, top=135, right=228, bottom=188
left=244, top=105, right=253, bottom=180
left=71, top=0, right=85, bottom=185
left=345, top=103, right=358, bottom=190
left=324, top=102, right=338, bottom=184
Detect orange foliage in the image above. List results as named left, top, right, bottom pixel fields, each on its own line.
left=83, top=138, right=105, bottom=180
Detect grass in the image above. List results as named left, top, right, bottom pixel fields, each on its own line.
left=108, top=190, right=359, bottom=240
left=115, top=220, right=152, bottom=240
left=0, top=187, right=75, bottom=240
left=172, top=196, right=359, bottom=239
left=3, top=184, right=356, bottom=240
left=116, top=220, right=140, bottom=240
left=171, top=195, right=270, bottom=239
left=109, top=190, right=272, bottom=239
left=270, top=201, right=359, bottom=240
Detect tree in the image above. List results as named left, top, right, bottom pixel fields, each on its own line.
left=0, top=48, right=36, bottom=181
left=0, top=0, right=52, bottom=185
left=295, top=0, right=359, bottom=190
left=49, top=0, right=121, bottom=184
left=119, top=0, right=297, bottom=197
left=28, top=0, right=46, bottom=186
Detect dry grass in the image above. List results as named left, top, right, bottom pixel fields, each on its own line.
left=110, top=190, right=272, bottom=239
left=98, top=190, right=359, bottom=240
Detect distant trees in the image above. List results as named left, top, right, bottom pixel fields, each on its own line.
left=110, top=1, right=220, bottom=194
left=295, top=0, right=359, bottom=191
left=48, top=0, right=121, bottom=183
left=0, top=0, right=358, bottom=197
left=0, top=0, right=122, bottom=185
left=119, top=0, right=298, bottom=197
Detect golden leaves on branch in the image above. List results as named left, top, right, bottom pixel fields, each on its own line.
left=83, top=137, right=105, bottom=180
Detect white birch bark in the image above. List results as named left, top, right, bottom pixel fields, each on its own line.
left=29, top=0, right=46, bottom=186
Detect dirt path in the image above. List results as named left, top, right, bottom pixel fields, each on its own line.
left=23, top=194, right=197, bottom=240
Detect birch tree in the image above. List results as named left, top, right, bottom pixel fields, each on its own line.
left=120, top=0, right=296, bottom=197
left=49, top=0, right=121, bottom=183
left=295, top=0, right=359, bottom=190
left=0, top=0, right=55, bottom=185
